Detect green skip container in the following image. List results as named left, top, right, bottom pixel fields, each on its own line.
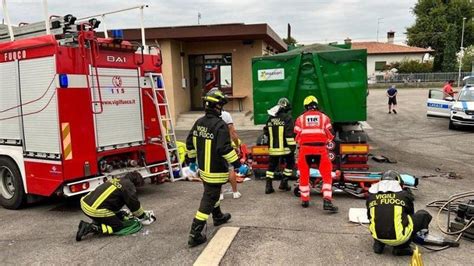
left=252, top=44, right=368, bottom=125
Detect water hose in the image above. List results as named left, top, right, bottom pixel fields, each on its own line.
left=114, top=219, right=143, bottom=236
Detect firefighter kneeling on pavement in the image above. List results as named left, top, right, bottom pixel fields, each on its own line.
left=263, top=98, right=296, bottom=194
left=367, top=170, right=432, bottom=256
left=295, top=95, right=338, bottom=212
left=76, top=172, right=156, bottom=241
left=186, top=88, right=246, bottom=247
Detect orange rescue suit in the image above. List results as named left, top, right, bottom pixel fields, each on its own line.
left=294, top=110, right=334, bottom=202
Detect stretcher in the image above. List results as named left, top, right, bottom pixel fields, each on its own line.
left=293, top=169, right=418, bottom=198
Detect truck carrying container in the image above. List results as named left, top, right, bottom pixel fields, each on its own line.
left=252, top=43, right=369, bottom=172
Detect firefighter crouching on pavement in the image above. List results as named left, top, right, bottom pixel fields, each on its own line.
left=263, top=98, right=296, bottom=194
left=367, top=170, right=432, bottom=256
left=294, top=96, right=338, bottom=212
left=186, top=88, right=244, bottom=247
left=76, top=172, right=156, bottom=241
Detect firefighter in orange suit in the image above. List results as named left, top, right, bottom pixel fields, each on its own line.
left=294, top=96, right=338, bottom=212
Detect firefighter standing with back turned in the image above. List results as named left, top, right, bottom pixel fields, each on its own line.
left=186, top=88, right=244, bottom=247
left=294, top=96, right=338, bottom=212
left=263, top=98, right=296, bottom=194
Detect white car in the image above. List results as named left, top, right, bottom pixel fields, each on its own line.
left=426, top=89, right=453, bottom=117
left=426, top=84, right=474, bottom=129
left=449, top=86, right=474, bottom=129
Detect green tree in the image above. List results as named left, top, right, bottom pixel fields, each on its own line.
left=283, top=36, right=297, bottom=46
left=442, top=24, right=458, bottom=71
left=406, top=0, right=474, bottom=72
left=461, top=45, right=474, bottom=71
left=387, top=60, right=433, bottom=73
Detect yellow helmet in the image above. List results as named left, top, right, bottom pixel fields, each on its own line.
left=303, top=95, right=318, bottom=109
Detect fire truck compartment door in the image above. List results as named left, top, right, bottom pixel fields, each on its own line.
left=0, top=61, right=21, bottom=142
left=19, top=56, right=61, bottom=155
left=91, top=67, right=144, bottom=149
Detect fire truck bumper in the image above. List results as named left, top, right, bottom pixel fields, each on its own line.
left=63, top=166, right=162, bottom=197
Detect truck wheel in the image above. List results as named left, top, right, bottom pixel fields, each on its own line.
left=448, top=120, right=456, bottom=130
left=293, top=186, right=301, bottom=197
left=0, top=157, right=26, bottom=209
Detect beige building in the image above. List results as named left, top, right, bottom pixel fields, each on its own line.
left=123, top=23, right=287, bottom=122
left=351, top=32, right=433, bottom=77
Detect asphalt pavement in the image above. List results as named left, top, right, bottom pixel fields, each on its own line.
left=0, top=88, right=473, bottom=265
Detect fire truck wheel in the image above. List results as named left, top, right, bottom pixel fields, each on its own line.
left=0, top=157, right=26, bottom=210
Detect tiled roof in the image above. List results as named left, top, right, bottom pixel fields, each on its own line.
left=352, top=42, right=433, bottom=55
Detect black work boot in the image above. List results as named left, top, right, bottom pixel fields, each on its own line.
left=76, top=220, right=99, bottom=242
left=265, top=179, right=275, bottom=194
left=373, top=240, right=385, bottom=254
left=392, top=246, right=413, bottom=256
left=188, top=219, right=207, bottom=247
left=302, top=200, right=309, bottom=208
left=278, top=178, right=291, bottom=191
left=212, top=206, right=231, bottom=226
left=323, top=200, right=339, bottom=213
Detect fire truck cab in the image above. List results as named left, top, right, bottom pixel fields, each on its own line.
left=0, top=6, right=171, bottom=209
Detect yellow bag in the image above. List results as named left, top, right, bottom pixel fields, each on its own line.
left=410, top=246, right=423, bottom=266
left=176, top=141, right=187, bottom=164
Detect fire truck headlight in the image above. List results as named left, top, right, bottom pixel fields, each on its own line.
left=59, top=74, right=69, bottom=88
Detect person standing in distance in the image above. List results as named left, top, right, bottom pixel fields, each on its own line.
left=387, top=85, right=398, bottom=114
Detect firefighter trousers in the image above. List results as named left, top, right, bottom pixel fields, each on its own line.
left=376, top=210, right=432, bottom=248
left=266, top=153, right=295, bottom=180
left=194, top=182, right=224, bottom=222
left=298, top=145, right=333, bottom=202
left=85, top=214, right=124, bottom=235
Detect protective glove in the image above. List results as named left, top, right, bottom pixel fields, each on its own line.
left=236, top=164, right=249, bottom=176
left=117, top=209, right=133, bottom=221
left=189, top=162, right=197, bottom=172
left=139, top=210, right=157, bottom=225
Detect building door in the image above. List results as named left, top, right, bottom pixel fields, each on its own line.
left=189, top=54, right=232, bottom=110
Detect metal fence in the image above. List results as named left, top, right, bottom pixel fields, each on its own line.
left=373, top=72, right=472, bottom=84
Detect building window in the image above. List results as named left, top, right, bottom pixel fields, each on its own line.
left=375, top=61, right=387, bottom=71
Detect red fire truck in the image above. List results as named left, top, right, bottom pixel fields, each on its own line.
left=0, top=3, right=177, bottom=209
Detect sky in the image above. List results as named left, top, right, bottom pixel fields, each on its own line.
left=1, top=0, right=418, bottom=44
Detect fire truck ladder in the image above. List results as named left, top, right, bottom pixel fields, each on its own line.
left=147, top=72, right=184, bottom=182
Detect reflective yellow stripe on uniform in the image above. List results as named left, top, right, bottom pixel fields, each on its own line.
left=394, top=206, right=413, bottom=242
left=187, top=149, right=197, bottom=158
left=286, top=137, right=296, bottom=146
left=369, top=207, right=377, bottom=239
left=204, top=139, right=212, bottom=172
left=91, top=185, right=117, bottom=209
left=195, top=211, right=209, bottom=221
left=278, top=126, right=284, bottom=149
left=269, top=127, right=274, bottom=148
left=102, top=224, right=113, bottom=234
left=283, top=168, right=293, bottom=176
left=199, top=170, right=228, bottom=183
left=266, top=171, right=274, bottom=179
left=80, top=197, right=115, bottom=218
left=223, top=149, right=238, bottom=163
left=269, top=150, right=289, bottom=156
left=132, top=207, right=144, bottom=217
